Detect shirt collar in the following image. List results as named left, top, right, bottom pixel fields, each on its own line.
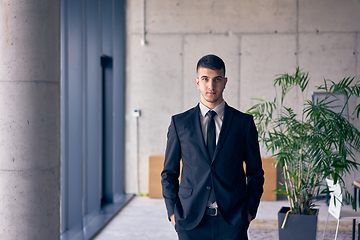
left=199, top=101, right=225, bottom=118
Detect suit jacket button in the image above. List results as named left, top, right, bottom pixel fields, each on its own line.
left=207, top=186, right=211, bottom=190
left=211, top=166, right=215, bottom=170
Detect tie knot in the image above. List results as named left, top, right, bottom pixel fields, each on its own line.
left=207, top=110, right=216, bottom=119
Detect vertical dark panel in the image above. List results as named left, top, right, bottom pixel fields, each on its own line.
left=84, top=0, right=101, bottom=217
left=60, top=0, right=68, bottom=233
left=100, top=0, right=114, bottom=204
left=113, top=0, right=126, bottom=196
left=61, top=0, right=131, bottom=238
left=100, top=54, right=114, bottom=204
left=65, top=0, right=84, bottom=232
left=101, top=0, right=113, bottom=56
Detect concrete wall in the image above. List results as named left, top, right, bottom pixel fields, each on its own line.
left=0, top=0, right=60, bottom=239
left=125, top=0, right=360, bottom=194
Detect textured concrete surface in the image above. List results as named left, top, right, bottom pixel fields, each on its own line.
left=0, top=1, right=60, bottom=81
left=240, top=33, right=297, bottom=112
left=298, top=33, right=357, bottom=89
left=0, top=0, right=60, bottom=239
left=125, top=0, right=360, bottom=195
left=94, top=197, right=357, bottom=240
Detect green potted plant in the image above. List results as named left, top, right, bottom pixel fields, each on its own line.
left=247, top=68, right=360, bottom=240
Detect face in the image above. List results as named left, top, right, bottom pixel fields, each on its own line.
left=195, top=67, right=227, bottom=109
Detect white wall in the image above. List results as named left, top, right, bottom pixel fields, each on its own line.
left=125, top=0, right=360, bottom=194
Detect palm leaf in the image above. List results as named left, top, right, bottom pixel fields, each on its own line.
left=248, top=68, right=360, bottom=214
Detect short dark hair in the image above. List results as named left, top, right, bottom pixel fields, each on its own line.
left=196, top=54, right=226, bottom=76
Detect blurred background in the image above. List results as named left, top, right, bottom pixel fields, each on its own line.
left=1, top=0, right=359, bottom=239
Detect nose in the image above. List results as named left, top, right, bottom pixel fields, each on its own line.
left=208, top=79, right=215, bottom=89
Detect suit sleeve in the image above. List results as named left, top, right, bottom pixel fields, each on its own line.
left=245, top=116, right=264, bottom=218
left=161, top=116, right=181, bottom=220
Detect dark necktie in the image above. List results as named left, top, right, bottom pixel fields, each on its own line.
left=207, top=110, right=216, bottom=203
left=206, top=111, right=216, bottom=159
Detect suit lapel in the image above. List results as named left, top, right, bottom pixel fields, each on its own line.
left=212, top=103, right=234, bottom=163
left=191, top=104, right=212, bottom=163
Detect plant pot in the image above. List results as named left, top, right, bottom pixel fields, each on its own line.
left=278, top=207, right=319, bottom=240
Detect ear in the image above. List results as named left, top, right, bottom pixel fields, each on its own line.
left=195, top=78, right=200, bottom=89
left=224, top=77, right=228, bottom=88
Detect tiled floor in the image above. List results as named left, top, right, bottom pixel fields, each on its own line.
left=93, top=196, right=357, bottom=240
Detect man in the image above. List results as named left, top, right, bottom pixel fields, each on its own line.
left=161, top=54, right=264, bottom=240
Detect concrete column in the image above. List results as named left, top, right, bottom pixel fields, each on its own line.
left=0, top=1, right=60, bottom=239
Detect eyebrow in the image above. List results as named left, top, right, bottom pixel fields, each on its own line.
left=200, top=75, right=223, bottom=79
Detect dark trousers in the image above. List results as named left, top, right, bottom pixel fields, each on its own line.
left=176, top=212, right=249, bottom=240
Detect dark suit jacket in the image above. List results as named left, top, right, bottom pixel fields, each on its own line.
left=161, top=103, right=264, bottom=230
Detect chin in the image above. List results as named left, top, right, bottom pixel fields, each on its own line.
left=206, top=98, right=220, bottom=104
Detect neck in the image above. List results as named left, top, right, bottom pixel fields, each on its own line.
left=200, top=98, right=224, bottom=110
